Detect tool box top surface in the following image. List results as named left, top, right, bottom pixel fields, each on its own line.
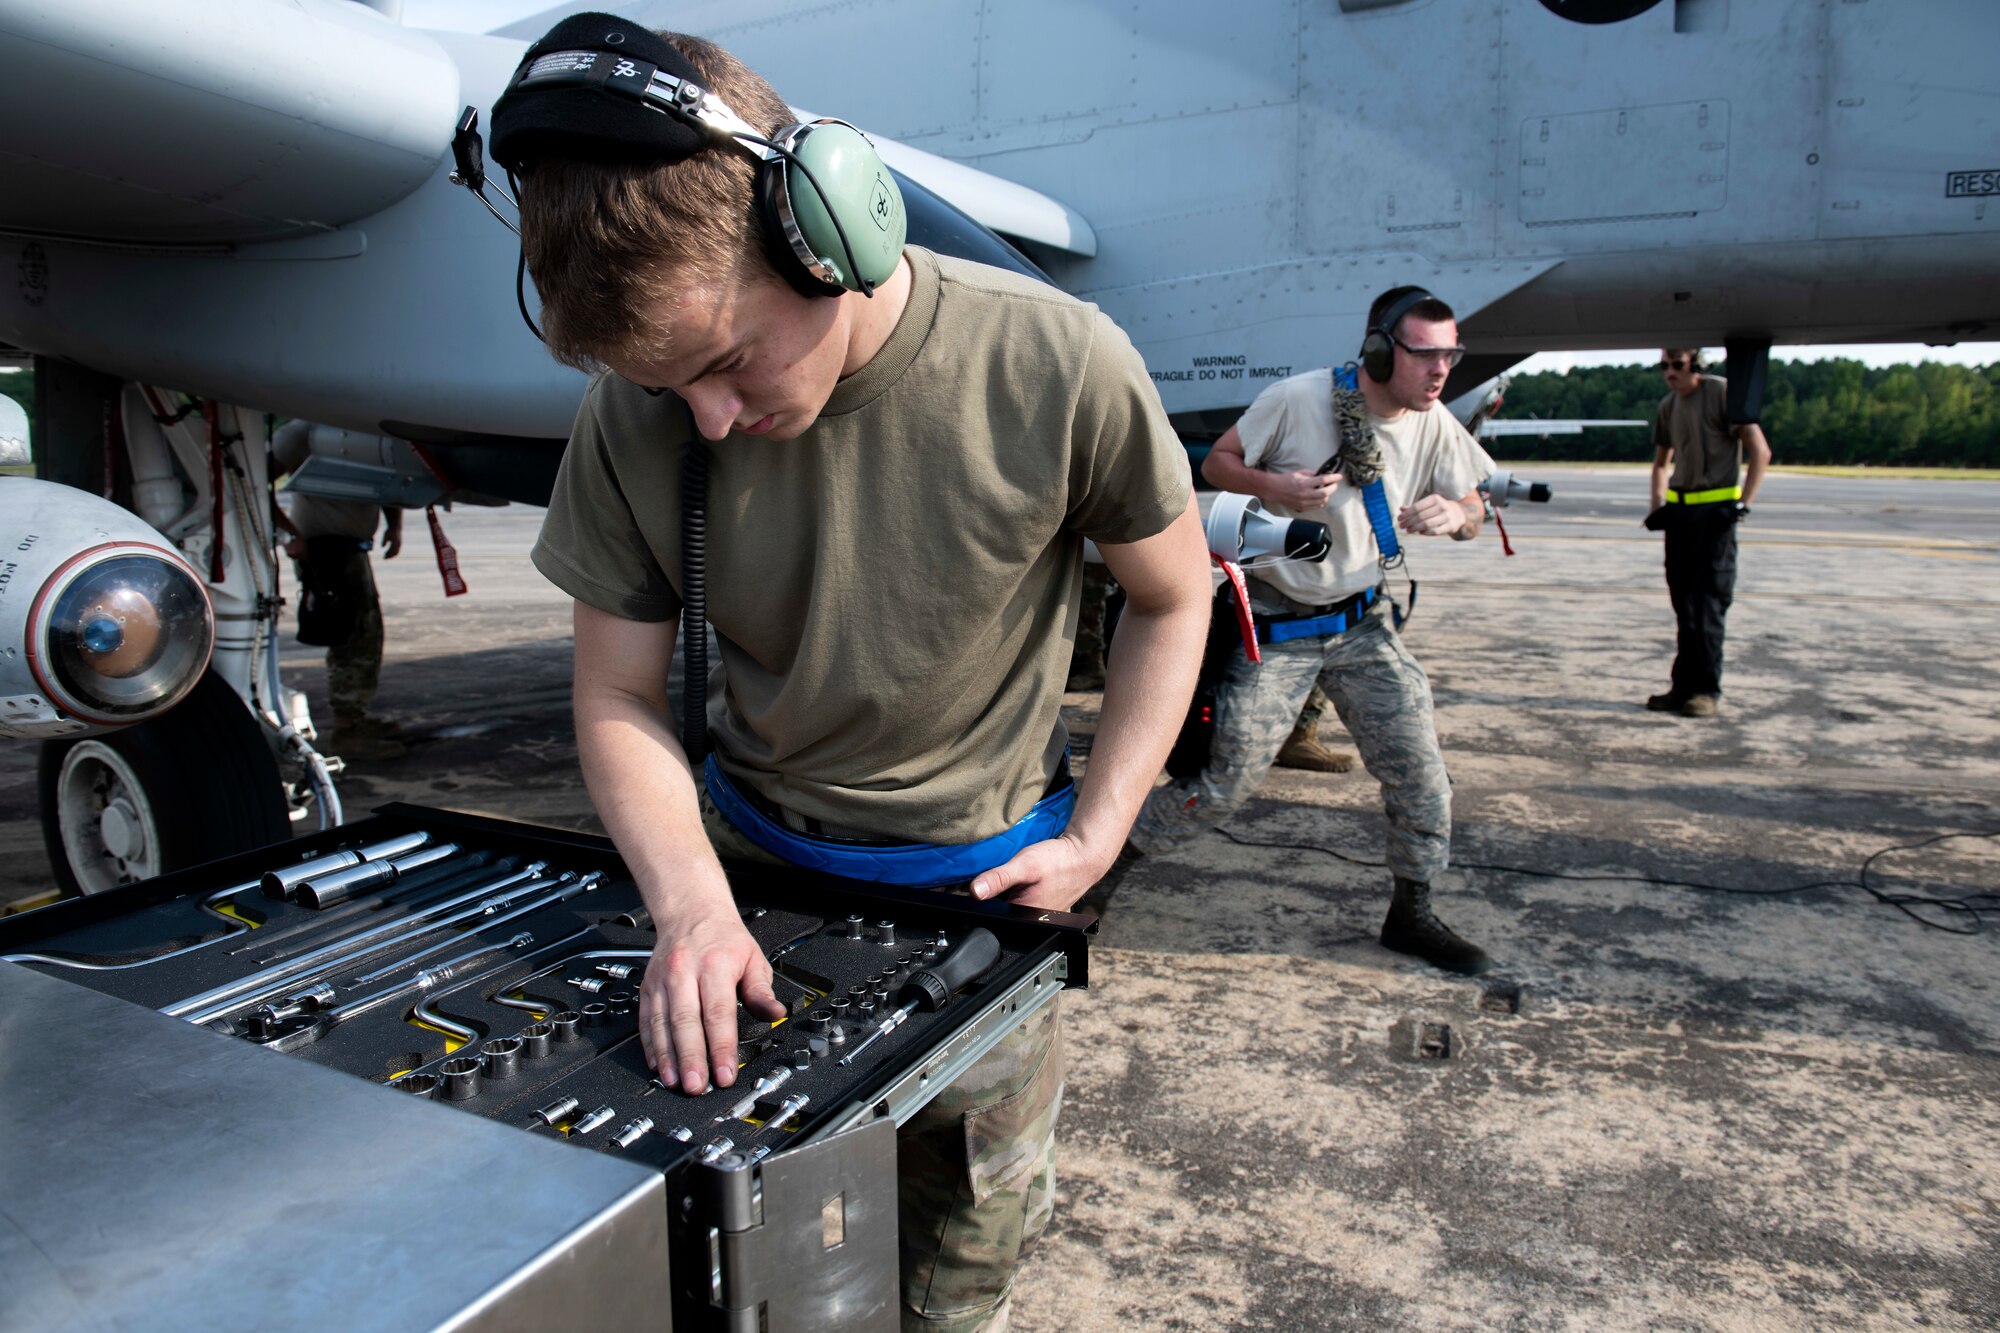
left=0, top=959, right=671, bottom=1333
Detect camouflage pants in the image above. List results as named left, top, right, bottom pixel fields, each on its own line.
left=1068, top=562, right=1109, bottom=680
left=1297, top=682, right=1333, bottom=731
left=699, top=791, right=1064, bottom=1333
left=292, top=548, right=383, bottom=726
left=1128, top=596, right=1452, bottom=882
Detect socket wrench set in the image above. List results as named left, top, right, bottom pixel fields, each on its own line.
left=0, top=802, right=1092, bottom=1332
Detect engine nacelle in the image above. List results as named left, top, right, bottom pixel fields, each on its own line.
left=0, top=478, right=215, bottom=739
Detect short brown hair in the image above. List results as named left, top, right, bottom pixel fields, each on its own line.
left=517, top=33, right=792, bottom=370
left=1368, top=285, right=1455, bottom=336
left=1662, top=347, right=1703, bottom=369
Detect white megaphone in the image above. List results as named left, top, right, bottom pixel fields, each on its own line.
left=1203, top=492, right=1333, bottom=565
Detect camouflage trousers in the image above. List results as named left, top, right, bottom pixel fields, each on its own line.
left=1129, top=595, right=1453, bottom=883
left=292, top=548, right=384, bottom=726
left=1068, top=562, right=1109, bottom=683
left=700, top=792, right=1064, bottom=1333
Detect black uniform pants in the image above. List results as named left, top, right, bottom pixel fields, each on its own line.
left=1663, top=504, right=1738, bottom=698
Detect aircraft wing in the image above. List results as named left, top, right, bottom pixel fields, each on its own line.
left=1480, top=419, right=1648, bottom=437
left=0, top=0, right=461, bottom=245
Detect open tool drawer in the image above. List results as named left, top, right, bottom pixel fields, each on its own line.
left=0, top=802, right=1093, bottom=1331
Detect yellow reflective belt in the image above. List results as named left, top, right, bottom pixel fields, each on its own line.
left=1664, top=485, right=1743, bottom=505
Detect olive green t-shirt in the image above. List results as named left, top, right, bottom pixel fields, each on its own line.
left=1654, top=375, right=1741, bottom=493
left=532, top=247, right=1190, bottom=844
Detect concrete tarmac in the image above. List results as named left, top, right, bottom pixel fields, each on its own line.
left=1, top=466, right=1996, bottom=1329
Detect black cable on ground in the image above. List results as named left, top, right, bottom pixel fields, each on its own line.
left=1210, top=824, right=2000, bottom=936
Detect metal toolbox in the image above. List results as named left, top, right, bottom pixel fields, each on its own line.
left=0, top=803, right=1092, bottom=1332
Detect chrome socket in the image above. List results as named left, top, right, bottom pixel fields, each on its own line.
left=845, top=914, right=866, bottom=940
left=567, top=976, right=608, bottom=994
left=398, top=1073, right=440, bottom=1099
left=259, top=830, right=431, bottom=899
left=804, top=1008, right=833, bottom=1035
left=482, top=1036, right=522, bottom=1080
left=572, top=1104, right=616, bottom=1136
left=606, top=990, right=634, bottom=1016
left=611, top=1117, right=655, bottom=1150
left=550, top=1010, right=582, bottom=1042
left=595, top=962, right=640, bottom=980
left=298, top=841, right=461, bottom=910
left=520, top=1021, right=553, bottom=1059
left=875, top=920, right=896, bottom=946
left=615, top=904, right=653, bottom=930
left=439, top=1056, right=482, bottom=1101
left=763, top=1093, right=809, bottom=1134
left=791, top=1046, right=812, bottom=1070
left=580, top=1002, right=609, bottom=1026
left=535, top=1095, right=581, bottom=1127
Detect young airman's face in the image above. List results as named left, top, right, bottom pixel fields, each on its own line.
left=1660, top=350, right=1702, bottom=397
left=1384, top=314, right=1461, bottom=413
left=610, top=272, right=848, bottom=442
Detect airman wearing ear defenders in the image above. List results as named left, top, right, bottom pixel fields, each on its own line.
left=1643, top=349, right=1771, bottom=718
left=1129, top=286, right=1502, bottom=977
left=496, top=17, right=1210, bottom=1329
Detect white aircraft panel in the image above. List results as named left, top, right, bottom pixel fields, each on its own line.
left=1519, top=100, right=1728, bottom=226
left=1821, top=0, right=2000, bottom=241
left=652, top=0, right=983, bottom=139
left=981, top=103, right=1300, bottom=292
left=1493, top=0, right=1823, bottom=253
left=1299, top=0, right=1500, bottom=264
left=1103, top=254, right=1558, bottom=416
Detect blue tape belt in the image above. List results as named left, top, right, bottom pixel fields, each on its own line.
left=1259, top=586, right=1378, bottom=644
left=704, top=753, right=1077, bottom=888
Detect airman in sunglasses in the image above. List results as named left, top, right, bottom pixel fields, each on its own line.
left=1643, top=349, right=1773, bottom=718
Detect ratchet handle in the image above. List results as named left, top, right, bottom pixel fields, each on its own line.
left=895, top=928, right=1000, bottom=1013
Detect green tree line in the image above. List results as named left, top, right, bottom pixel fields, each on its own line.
left=1493, top=357, right=2000, bottom=466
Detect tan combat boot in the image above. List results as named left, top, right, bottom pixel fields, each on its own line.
left=1275, top=717, right=1355, bottom=773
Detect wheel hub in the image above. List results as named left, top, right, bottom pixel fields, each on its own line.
left=101, top=798, right=145, bottom=862
left=55, top=740, right=163, bottom=894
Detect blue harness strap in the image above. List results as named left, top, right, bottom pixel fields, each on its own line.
left=1330, top=364, right=1417, bottom=627
left=1360, top=479, right=1402, bottom=564
left=703, top=754, right=1078, bottom=888
left=1259, top=586, right=1378, bottom=643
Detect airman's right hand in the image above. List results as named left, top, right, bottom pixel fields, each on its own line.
left=637, top=902, right=785, bottom=1095
left=1265, top=469, right=1341, bottom=513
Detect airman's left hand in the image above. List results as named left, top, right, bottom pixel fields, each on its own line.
left=969, top=832, right=1109, bottom=912
left=1398, top=493, right=1467, bottom=537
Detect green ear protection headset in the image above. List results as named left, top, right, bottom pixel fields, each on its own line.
left=485, top=19, right=906, bottom=300
left=1359, top=287, right=1437, bottom=384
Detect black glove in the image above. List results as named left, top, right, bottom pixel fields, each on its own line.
left=1732, top=502, right=1751, bottom=523
left=1643, top=505, right=1671, bottom=532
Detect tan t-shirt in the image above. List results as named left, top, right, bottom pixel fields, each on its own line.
left=1234, top=368, right=1493, bottom=604
left=532, top=247, right=1190, bottom=844
left=1654, top=375, right=1740, bottom=493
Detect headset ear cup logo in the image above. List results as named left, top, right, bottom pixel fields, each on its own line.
left=869, top=176, right=893, bottom=231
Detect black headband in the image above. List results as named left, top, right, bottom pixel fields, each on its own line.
left=490, top=12, right=714, bottom=171
left=1370, top=288, right=1436, bottom=339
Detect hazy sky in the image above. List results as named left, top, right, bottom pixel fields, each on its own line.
left=1520, top=344, right=1998, bottom=375
left=405, top=1, right=1995, bottom=377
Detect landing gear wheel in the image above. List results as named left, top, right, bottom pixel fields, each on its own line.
left=38, top=670, right=291, bottom=897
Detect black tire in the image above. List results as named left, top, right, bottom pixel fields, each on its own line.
left=39, top=669, right=290, bottom=897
